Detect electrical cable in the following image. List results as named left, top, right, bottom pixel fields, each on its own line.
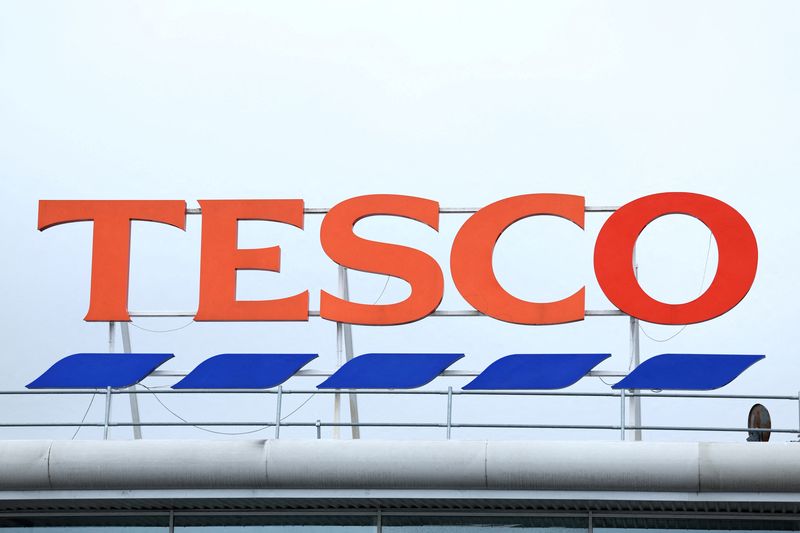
left=130, top=320, right=194, bottom=334
left=372, top=276, right=391, bottom=304
left=639, top=231, right=714, bottom=343
left=639, top=324, right=688, bottom=343
left=71, top=391, right=97, bottom=440
left=279, top=393, right=316, bottom=421
left=141, top=384, right=272, bottom=435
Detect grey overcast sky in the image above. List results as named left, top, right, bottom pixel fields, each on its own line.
left=0, top=1, right=798, bottom=442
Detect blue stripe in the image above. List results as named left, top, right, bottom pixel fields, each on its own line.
left=464, top=353, right=611, bottom=390
left=173, top=353, right=318, bottom=389
left=318, top=353, right=464, bottom=389
left=27, top=353, right=173, bottom=389
left=612, top=353, right=765, bottom=390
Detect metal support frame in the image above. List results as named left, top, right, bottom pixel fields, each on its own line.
left=628, top=248, right=642, bottom=441
left=275, top=386, right=283, bottom=439
left=107, top=322, right=115, bottom=352
left=334, top=266, right=360, bottom=439
left=103, top=386, right=112, bottom=440
left=620, top=389, right=626, bottom=441
left=120, top=322, right=142, bottom=440
left=91, top=204, right=663, bottom=443
left=108, top=322, right=142, bottom=439
left=446, top=386, right=453, bottom=440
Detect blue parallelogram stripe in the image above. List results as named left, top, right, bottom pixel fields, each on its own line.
left=464, top=353, right=611, bottom=390
left=173, top=353, right=318, bottom=389
left=612, top=353, right=765, bottom=390
left=318, top=353, right=464, bottom=389
left=27, top=353, right=174, bottom=389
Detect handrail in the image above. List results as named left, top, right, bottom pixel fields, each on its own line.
left=1, top=388, right=795, bottom=440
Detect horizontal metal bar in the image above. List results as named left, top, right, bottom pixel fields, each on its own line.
left=148, top=369, right=628, bottom=379
left=184, top=206, right=619, bottom=215
left=129, top=309, right=627, bottom=318
left=635, top=425, right=797, bottom=434
left=588, top=371, right=626, bottom=377
left=0, top=420, right=793, bottom=434
left=633, top=392, right=800, bottom=400
left=585, top=309, right=626, bottom=316
left=584, top=206, right=619, bottom=212
left=3, top=389, right=797, bottom=400
left=0, top=389, right=620, bottom=397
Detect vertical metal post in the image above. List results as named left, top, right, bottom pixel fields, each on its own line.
left=588, top=511, right=593, bottom=533
left=120, top=322, right=142, bottom=440
left=275, top=386, right=283, bottom=439
left=341, top=267, right=360, bottom=439
left=334, top=266, right=361, bottom=439
left=377, top=508, right=383, bottom=533
left=796, top=391, right=800, bottom=435
left=169, top=510, right=174, bottom=533
left=628, top=247, right=642, bottom=441
left=334, top=317, right=342, bottom=439
left=316, top=419, right=322, bottom=439
left=446, top=386, right=453, bottom=440
left=108, top=322, right=116, bottom=352
left=620, top=389, right=626, bottom=441
left=103, top=386, right=112, bottom=440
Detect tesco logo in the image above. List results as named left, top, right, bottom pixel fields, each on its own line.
left=38, top=192, right=757, bottom=326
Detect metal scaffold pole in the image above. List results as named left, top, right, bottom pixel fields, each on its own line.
left=120, top=322, right=143, bottom=440
left=333, top=266, right=360, bottom=439
left=629, top=247, right=642, bottom=441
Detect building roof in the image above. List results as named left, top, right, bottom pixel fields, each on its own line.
left=1, top=439, right=800, bottom=514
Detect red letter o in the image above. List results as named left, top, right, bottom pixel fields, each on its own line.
left=594, top=192, right=757, bottom=325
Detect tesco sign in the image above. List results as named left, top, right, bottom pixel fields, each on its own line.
left=38, top=192, right=757, bottom=326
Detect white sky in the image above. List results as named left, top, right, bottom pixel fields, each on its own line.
left=0, top=1, right=798, bottom=442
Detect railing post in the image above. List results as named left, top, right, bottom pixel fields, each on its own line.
left=275, top=386, right=283, bottom=439
left=316, top=419, right=322, bottom=439
left=620, top=389, right=626, bottom=441
left=103, top=386, right=112, bottom=440
left=446, top=386, right=453, bottom=440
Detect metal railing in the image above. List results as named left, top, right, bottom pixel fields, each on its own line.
left=1, top=387, right=795, bottom=441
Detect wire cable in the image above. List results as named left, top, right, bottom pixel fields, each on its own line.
left=141, top=385, right=272, bottom=435
left=71, top=391, right=97, bottom=440
left=280, top=393, right=316, bottom=421
left=372, top=276, right=391, bottom=304
left=130, top=320, right=194, bottom=334
left=639, top=231, right=714, bottom=343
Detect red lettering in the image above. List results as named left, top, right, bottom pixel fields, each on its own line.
left=320, top=195, right=443, bottom=325
left=38, top=200, right=186, bottom=321
left=195, top=200, right=308, bottom=321
left=593, top=192, right=758, bottom=324
left=450, top=194, right=585, bottom=325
